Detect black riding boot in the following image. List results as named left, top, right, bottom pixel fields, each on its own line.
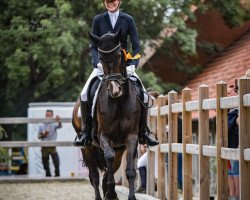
left=139, top=105, right=159, bottom=147
left=73, top=100, right=92, bottom=147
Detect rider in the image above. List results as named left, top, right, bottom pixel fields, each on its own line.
left=73, top=0, right=159, bottom=147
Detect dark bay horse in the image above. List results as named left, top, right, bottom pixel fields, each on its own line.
left=72, top=30, right=142, bottom=200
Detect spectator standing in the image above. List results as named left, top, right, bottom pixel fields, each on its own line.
left=38, top=110, right=62, bottom=177
left=135, top=144, right=147, bottom=194
left=177, top=116, right=183, bottom=190
left=227, top=80, right=239, bottom=200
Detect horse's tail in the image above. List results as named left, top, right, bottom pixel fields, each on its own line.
left=93, top=146, right=107, bottom=171
left=81, top=146, right=107, bottom=172
left=72, top=97, right=81, bottom=134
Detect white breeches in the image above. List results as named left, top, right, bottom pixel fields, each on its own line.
left=137, top=152, right=148, bottom=168
left=80, top=68, right=104, bottom=102
left=80, top=69, right=148, bottom=103
left=137, top=151, right=158, bottom=178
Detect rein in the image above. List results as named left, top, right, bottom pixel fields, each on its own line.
left=129, top=79, right=154, bottom=109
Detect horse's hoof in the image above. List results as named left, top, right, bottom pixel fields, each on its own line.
left=104, top=197, right=119, bottom=200
left=128, top=196, right=136, bottom=200
left=104, top=196, right=119, bottom=200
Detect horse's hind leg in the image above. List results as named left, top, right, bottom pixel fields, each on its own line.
left=100, top=135, right=118, bottom=200
left=126, top=134, right=138, bottom=200
left=89, top=167, right=102, bottom=200
left=81, top=148, right=102, bottom=200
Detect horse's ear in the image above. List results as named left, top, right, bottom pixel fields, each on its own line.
left=89, top=32, right=101, bottom=44
left=114, top=29, right=122, bottom=43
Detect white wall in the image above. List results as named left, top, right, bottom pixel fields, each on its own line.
left=27, top=102, right=88, bottom=177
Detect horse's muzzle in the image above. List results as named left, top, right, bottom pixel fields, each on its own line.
left=108, top=80, right=123, bottom=98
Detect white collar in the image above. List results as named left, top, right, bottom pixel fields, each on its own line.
left=108, top=10, right=119, bottom=18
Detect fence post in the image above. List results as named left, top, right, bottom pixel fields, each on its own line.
left=147, top=97, right=157, bottom=196
left=167, top=91, right=178, bottom=200
left=239, top=75, right=250, bottom=200
left=216, top=81, right=228, bottom=200
left=182, top=88, right=193, bottom=200
left=198, top=84, right=210, bottom=200
left=157, top=95, right=167, bottom=200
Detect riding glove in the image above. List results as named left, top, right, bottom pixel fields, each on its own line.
left=126, top=65, right=135, bottom=76
left=97, top=63, right=103, bottom=72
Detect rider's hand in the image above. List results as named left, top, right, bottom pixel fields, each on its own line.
left=126, top=65, right=135, bottom=76
left=97, top=63, right=103, bottom=71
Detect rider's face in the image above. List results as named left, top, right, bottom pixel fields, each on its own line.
left=104, top=0, right=120, bottom=13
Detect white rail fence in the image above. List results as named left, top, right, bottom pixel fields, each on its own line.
left=0, top=118, right=72, bottom=148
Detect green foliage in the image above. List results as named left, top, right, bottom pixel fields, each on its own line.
left=0, top=0, right=91, bottom=117
left=137, top=68, right=181, bottom=94
left=0, top=125, right=8, bottom=140
left=197, top=42, right=223, bottom=56
left=0, top=146, right=10, bottom=163
left=122, top=0, right=168, bottom=41
left=173, top=27, right=198, bottom=56
left=210, top=0, right=250, bottom=27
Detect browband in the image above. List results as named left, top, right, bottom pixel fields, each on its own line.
left=98, top=44, right=121, bottom=54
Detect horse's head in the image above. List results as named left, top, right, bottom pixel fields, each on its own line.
left=89, top=30, right=126, bottom=98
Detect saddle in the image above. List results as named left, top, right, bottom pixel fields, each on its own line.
left=87, top=75, right=145, bottom=111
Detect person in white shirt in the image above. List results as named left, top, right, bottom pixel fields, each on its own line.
left=38, top=110, right=62, bottom=177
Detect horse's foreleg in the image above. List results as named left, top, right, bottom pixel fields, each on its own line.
left=100, top=134, right=118, bottom=200
left=126, top=134, right=138, bottom=200
left=102, top=151, right=124, bottom=197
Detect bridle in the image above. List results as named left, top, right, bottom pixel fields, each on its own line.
left=99, top=43, right=127, bottom=82
left=98, top=43, right=128, bottom=98
left=98, top=44, right=120, bottom=54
